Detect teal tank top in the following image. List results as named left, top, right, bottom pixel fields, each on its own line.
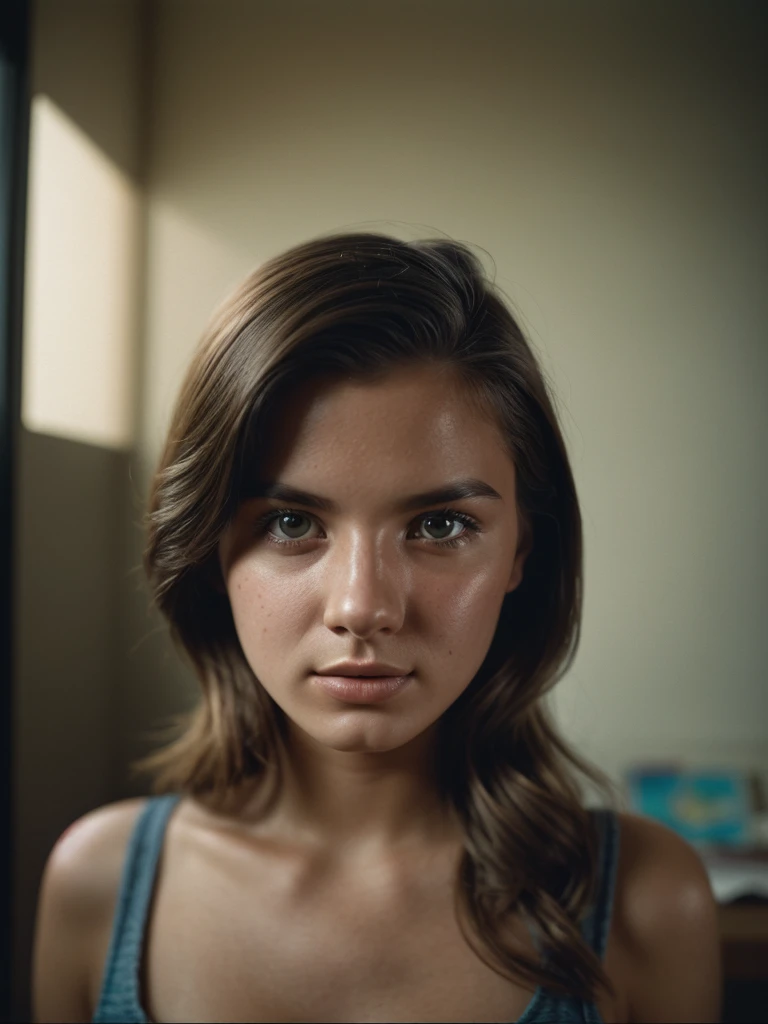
left=92, top=796, right=620, bottom=1023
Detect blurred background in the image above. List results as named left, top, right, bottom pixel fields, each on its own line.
left=1, top=0, right=767, bottom=1020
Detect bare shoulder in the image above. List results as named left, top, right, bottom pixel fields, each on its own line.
left=44, top=797, right=149, bottom=888
left=611, top=811, right=722, bottom=1024
left=32, top=797, right=150, bottom=1023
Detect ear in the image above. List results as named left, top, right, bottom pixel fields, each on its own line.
left=506, top=516, right=533, bottom=594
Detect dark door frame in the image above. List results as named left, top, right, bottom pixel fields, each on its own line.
left=0, top=1, right=30, bottom=1020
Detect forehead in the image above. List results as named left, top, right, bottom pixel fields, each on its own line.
left=259, top=365, right=517, bottom=500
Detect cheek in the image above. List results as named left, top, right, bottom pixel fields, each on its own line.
left=423, top=570, right=508, bottom=662
left=226, top=563, right=309, bottom=653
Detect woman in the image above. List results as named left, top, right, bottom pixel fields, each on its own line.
left=32, top=232, right=721, bottom=1023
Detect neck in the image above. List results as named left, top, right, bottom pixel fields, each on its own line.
left=250, top=721, right=460, bottom=859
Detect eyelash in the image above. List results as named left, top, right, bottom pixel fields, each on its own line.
left=253, top=507, right=482, bottom=551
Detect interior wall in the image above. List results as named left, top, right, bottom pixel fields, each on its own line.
left=120, top=0, right=768, bottom=789
left=12, top=1, right=146, bottom=1018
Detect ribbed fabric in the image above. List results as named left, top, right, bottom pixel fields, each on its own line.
left=92, top=799, right=620, bottom=1024
left=92, top=794, right=180, bottom=1024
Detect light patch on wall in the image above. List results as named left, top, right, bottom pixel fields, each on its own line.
left=21, top=95, right=140, bottom=450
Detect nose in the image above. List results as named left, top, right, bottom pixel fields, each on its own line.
left=322, top=530, right=406, bottom=639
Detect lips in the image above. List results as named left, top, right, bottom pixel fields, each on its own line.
left=311, top=673, right=413, bottom=704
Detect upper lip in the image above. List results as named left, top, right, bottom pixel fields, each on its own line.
left=316, top=661, right=411, bottom=677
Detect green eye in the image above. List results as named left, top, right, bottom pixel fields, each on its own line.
left=271, top=512, right=314, bottom=541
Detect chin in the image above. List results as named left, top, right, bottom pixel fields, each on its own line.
left=298, top=714, right=433, bottom=755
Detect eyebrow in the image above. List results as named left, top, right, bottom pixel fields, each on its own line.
left=246, top=477, right=503, bottom=514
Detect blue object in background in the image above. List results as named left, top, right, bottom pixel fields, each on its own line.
left=626, top=768, right=752, bottom=847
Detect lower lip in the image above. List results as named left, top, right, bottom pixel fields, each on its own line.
left=311, top=674, right=413, bottom=704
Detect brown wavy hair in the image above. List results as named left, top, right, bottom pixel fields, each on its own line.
left=136, top=229, right=621, bottom=1003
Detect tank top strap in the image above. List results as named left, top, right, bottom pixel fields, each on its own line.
left=580, top=807, right=621, bottom=962
left=92, top=794, right=182, bottom=1024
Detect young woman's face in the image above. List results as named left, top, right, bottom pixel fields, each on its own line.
left=219, top=364, right=531, bottom=755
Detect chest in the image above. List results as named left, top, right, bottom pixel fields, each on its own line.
left=150, top=866, right=544, bottom=1022
left=93, top=823, right=626, bottom=1023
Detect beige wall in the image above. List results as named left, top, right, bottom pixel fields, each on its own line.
left=131, top=0, right=768, bottom=786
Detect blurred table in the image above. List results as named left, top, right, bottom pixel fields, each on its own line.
left=719, top=900, right=768, bottom=979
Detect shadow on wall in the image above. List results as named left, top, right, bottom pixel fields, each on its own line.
left=12, top=427, right=132, bottom=1021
